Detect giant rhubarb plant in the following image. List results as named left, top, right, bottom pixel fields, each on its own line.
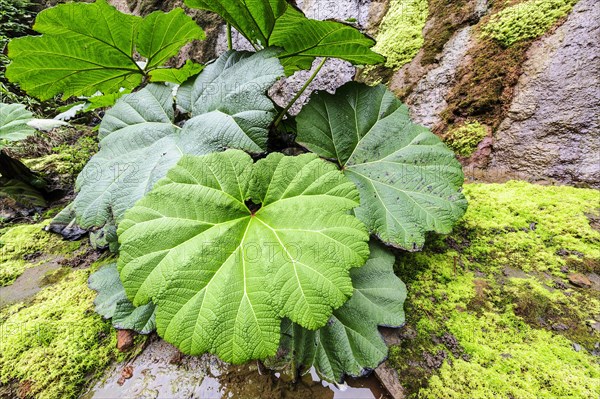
left=6, top=0, right=467, bottom=383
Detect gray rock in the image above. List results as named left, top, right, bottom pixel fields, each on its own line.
left=269, top=58, right=357, bottom=114
left=375, top=363, right=407, bottom=399
left=491, top=0, right=600, bottom=188
left=587, top=273, right=600, bottom=291
left=406, top=26, right=473, bottom=128
left=568, top=272, right=593, bottom=288
left=503, top=266, right=529, bottom=279
left=297, top=0, right=373, bottom=27
left=551, top=323, right=569, bottom=331
left=474, top=0, right=488, bottom=18
left=588, top=273, right=600, bottom=285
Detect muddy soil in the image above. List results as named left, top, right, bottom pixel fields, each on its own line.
left=86, top=339, right=390, bottom=399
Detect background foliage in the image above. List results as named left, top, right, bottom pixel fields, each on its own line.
left=0, top=0, right=35, bottom=104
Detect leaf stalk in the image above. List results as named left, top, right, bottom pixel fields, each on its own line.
left=227, top=23, right=233, bottom=50
left=274, top=57, right=328, bottom=128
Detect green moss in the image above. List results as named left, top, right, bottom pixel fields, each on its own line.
left=442, top=38, right=528, bottom=130
left=420, top=0, right=470, bottom=66
left=421, top=312, right=600, bottom=398
left=0, top=266, right=126, bottom=399
left=462, top=182, right=599, bottom=274
left=25, top=135, right=97, bottom=181
left=481, top=0, right=578, bottom=46
left=391, top=182, right=600, bottom=397
left=0, top=221, right=81, bottom=286
left=372, top=0, right=428, bottom=69
left=40, top=266, right=72, bottom=286
left=445, top=121, right=488, bottom=157
left=0, top=178, right=46, bottom=209
left=41, top=205, right=65, bottom=220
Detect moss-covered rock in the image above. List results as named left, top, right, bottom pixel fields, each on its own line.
left=481, top=0, right=579, bottom=47
left=0, top=263, right=127, bottom=399
left=437, top=0, right=581, bottom=134
left=422, top=311, right=600, bottom=398
left=420, top=0, right=472, bottom=66
left=24, top=132, right=97, bottom=189
left=392, top=181, right=600, bottom=397
left=459, top=183, right=599, bottom=274
left=27, top=136, right=97, bottom=177
left=0, top=178, right=46, bottom=210
left=372, top=0, right=428, bottom=69
left=0, top=221, right=81, bottom=286
left=441, top=36, right=529, bottom=130
left=444, top=121, right=488, bottom=157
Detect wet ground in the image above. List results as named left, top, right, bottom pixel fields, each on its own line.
left=0, top=261, right=64, bottom=307
left=85, top=339, right=390, bottom=399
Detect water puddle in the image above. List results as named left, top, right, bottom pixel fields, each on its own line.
left=86, top=339, right=390, bottom=399
left=0, top=261, right=64, bottom=308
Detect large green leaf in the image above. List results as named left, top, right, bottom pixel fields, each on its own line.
left=296, top=82, right=467, bottom=250
left=136, top=8, right=204, bottom=70
left=0, top=103, right=35, bottom=146
left=185, top=0, right=287, bottom=46
left=6, top=1, right=204, bottom=100
left=271, top=7, right=386, bottom=74
left=149, top=60, right=204, bottom=84
left=69, top=50, right=283, bottom=229
left=281, top=242, right=406, bottom=382
left=117, top=150, right=370, bottom=363
left=88, top=263, right=156, bottom=334
left=185, top=0, right=383, bottom=74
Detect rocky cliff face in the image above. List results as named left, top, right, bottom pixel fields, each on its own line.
left=109, top=0, right=599, bottom=188
left=405, top=26, right=473, bottom=128
left=491, top=0, right=599, bottom=187
left=387, top=0, right=598, bottom=188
